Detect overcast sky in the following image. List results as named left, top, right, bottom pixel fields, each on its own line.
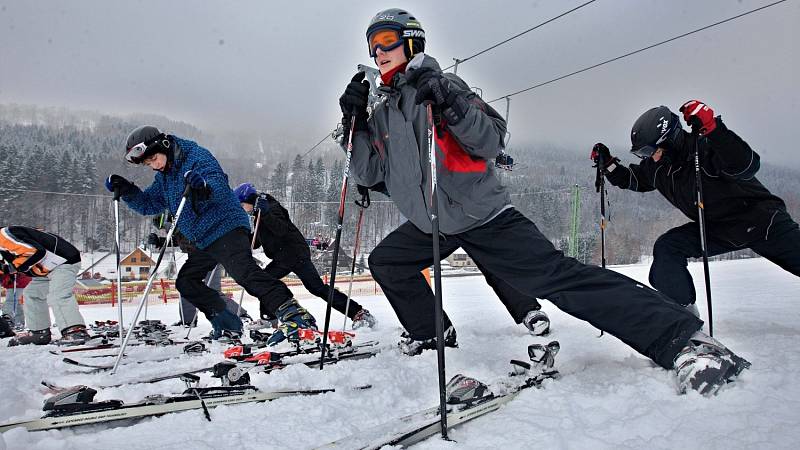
left=1, top=0, right=797, bottom=164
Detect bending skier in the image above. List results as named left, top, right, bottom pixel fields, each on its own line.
left=234, top=182, right=377, bottom=329
left=106, top=126, right=316, bottom=344
left=0, top=226, right=90, bottom=345
left=338, top=8, right=748, bottom=395
left=592, top=101, right=800, bottom=313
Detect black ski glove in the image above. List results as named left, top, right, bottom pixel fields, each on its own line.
left=147, top=233, right=166, bottom=249
left=339, top=72, right=370, bottom=132
left=590, top=143, right=619, bottom=170
left=406, top=67, right=467, bottom=125
left=105, top=174, right=138, bottom=198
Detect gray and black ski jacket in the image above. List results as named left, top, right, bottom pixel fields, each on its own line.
left=345, top=54, right=510, bottom=235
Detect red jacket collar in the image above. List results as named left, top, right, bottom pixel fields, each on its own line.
left=380, top=62, right=408, bottom=86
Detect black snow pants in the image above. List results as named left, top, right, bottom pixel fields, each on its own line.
left=176, top=228, right=293, bottom=319
left=369, top=208, right=702, bottom=369
left=650, top=210, right=800, bottom=306
left=260, top=257, right=364, bottom=320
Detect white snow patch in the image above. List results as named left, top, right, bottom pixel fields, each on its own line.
left=1, top=258, right=799, bottom=448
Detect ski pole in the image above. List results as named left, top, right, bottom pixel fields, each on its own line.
left=593, top=155, right=608, bottom=339
left=426, top=103, right=448, bottom=440
left=111, top=184, right=192, bottom=375
left=692, top=129, right=714, bottom=336
left=236, top=208, right=262, bottom=317
left=113, top=188, right=125, bottom=341
left=341, top=187, right=369, bottom=331
left=11, top=274, right=18, bottom=324
left=319, top=105, right=358, bottom=370
left=594, top=155, right=607, bottom=269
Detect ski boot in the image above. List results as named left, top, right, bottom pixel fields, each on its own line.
left=523, top=309, right=551, bottom=336
left=209, top=308, right=244, bottom=340
left=57, top=325, right=92, bottom=346
left=8, top=328, right=52, bottom=346
left=265, top=298, right=317, bottom=346
left=0, top=315, right=15, bottom=339
left=351, top=308, right=376, bottom=330
left=398, top=326, right=458, bottom=356
left=673, top=330, right=751, bottom=396
left=247, top=317, right=280, bottom=331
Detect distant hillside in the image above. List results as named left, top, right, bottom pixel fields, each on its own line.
left=1, top=104, right=796, bottom=265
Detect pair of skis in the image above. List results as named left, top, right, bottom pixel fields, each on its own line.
left=1, top=383, right=370, bottom=433
left=43, top=341, right=382, bottom=391
left=320, top=341, right=561, bottom=449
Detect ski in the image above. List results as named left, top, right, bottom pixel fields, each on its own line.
left=59, top=339, right=378, bottom=373
left=50, top=339, right=191, bottom=354
left=319, top=342, right=560, bottom=449
left=2, top=383, right=369, bottom=432
left=62, top=355, right=181, bottom=372
left=42, top=343, right=383, bottom=391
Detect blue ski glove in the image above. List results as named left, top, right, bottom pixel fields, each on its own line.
left=184, top=170, right=206, bottom=189
left=184, top=170, right=210, bottom=201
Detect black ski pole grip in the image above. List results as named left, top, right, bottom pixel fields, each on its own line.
left=113, top=186, right=122, bottom=201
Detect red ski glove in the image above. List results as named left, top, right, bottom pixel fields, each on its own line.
left=679, top=100, right=717, bottom=135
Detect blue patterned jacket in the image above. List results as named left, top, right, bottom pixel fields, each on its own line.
left=122, top=137, right=250, bottom=249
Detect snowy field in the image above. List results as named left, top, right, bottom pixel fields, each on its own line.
left=1, top=257, right=799, bottom=449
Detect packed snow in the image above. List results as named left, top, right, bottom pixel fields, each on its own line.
left=1, top=257, right=799, bottom=449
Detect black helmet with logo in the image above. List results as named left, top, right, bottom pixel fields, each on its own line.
left=630, top=106, right=682, bottom=159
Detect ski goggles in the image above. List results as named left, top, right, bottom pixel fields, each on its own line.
left=125, top=141, right=153, bottom=164
left=125, top=135, right=166, bottom=164
left=631, top=124, right=678, bottom=159
left=367, top=28, right=404, bottom=57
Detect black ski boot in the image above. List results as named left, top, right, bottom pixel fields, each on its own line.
left=9, top=328, right=52, bottom=346
left=673, top=331, right=751, bottom=396
left=398, top=326, right=458, bottom=356
left=0, top=315, right=15, bottom=338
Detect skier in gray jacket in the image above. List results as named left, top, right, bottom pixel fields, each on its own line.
left=338, top=8, right=750, bottom=395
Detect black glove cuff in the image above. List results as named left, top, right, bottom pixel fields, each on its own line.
left=602, top=157, right=621, bottom=173
left=342, top=113, right=368, bottom=133
left=442, top=94, right=468, bottom=125
left=119, top=182, right=139, bottom=198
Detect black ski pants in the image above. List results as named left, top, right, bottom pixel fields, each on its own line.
left=261, top=257, right=364, bottom=320
left=650, top=211, right=800, bottom=306
left=369, top=208, right=702, bottom=369
left=175, top=228, right=293, bottom=319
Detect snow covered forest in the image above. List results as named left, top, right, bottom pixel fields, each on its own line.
left=1, top=103, right=798, bottom=265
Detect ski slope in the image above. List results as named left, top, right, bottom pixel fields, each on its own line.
left=1, top=257, right=799, bottom=449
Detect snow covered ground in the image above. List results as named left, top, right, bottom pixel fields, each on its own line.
left=1, top=258, right=799, bottom=449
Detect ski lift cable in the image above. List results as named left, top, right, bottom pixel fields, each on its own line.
left=486, top=0, right=790, bottom=104
left=443, top=0, right=600, bottom=71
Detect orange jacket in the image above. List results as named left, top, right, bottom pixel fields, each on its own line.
left=0, top=227, right=80, bottom=277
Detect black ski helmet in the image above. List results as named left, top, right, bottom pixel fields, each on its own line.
left=125, top=125, right=170, bottom=164
left=366, top=8, right=425, bottom=59
left=630, top=106, right=682, bottom=159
